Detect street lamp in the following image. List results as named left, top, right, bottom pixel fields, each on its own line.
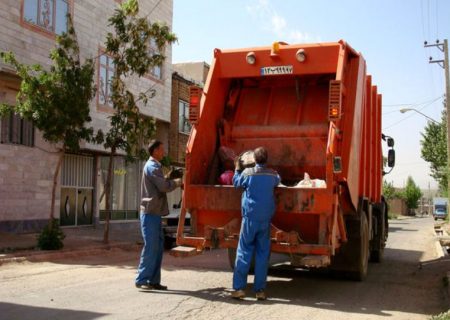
left=399, top=108, right=439, bottom=124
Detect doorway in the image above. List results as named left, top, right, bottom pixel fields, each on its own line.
left=59, top=154, right=94, bottom=226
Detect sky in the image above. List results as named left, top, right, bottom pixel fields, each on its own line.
left=172, top=0, right=450, bottom=190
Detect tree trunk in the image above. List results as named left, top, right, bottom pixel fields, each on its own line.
left=103, top=146, right=116, bottom=244
left=50, top=149, right=65, bottom=230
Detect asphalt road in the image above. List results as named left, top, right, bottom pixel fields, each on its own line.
left=0, top=216, right=449, bottom=320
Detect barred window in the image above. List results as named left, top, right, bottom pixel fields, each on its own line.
left=98, top=53, right=115, bottom=108
left=23, top=0, right=69, bottom=35
left=178, top=99, right=191, bottom=134
left=0, top=113, right=34, bottom=147
left=149, top=38, right=162, bottom=80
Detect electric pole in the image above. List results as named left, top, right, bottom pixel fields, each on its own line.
left=425, top=39, right=450, bottom=208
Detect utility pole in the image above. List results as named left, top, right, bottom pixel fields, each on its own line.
left=425, top=39, right=450, bottom=206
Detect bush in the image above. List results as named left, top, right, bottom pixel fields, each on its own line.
left=37, top=219, right=65, bottom=250
left=431, top=310, right=450, bottom=320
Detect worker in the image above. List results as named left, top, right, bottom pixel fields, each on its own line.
left=135, top=140, right=182, bottom=291
left=218, top=158, right=235, bottom=185
left=231, top=147, right=280, bottom=300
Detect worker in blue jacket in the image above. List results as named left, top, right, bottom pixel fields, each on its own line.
left=231, top=147, right=280, bottom=300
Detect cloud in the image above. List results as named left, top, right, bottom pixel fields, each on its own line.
left=246, top=0, right=320, bottom=44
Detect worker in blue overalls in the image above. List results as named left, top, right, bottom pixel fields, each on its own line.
left=231, top=147, right=280, bottom=300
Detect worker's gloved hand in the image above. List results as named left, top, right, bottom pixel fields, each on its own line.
left=234, top=156, right=243, bottom=172
left=173, top=178, right=183, bottom=188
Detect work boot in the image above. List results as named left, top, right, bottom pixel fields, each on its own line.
left=231, top=289, right=245, bottom=300
left=135, top=283, right=168, bottom=290
left=255, top=290, right=266, bottom=301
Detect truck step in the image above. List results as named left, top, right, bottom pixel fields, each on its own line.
left=169, top=246, right=202, bottom=258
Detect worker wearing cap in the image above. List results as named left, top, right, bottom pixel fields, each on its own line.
left=231, top=147, right=280, bottom=300
left=135, top=140, right=182, bottom=291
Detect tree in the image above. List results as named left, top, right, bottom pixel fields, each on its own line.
left=0, top=17, right=97, bottom=249
left=382, top=180, right=396, bottom=202
left=403, top=176, right=422, bottom=214
left=100, top=0, right=177, bottom=243
left=421, top=108, right=447, bottom=193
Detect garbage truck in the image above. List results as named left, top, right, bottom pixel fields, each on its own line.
left=172, top=40, right=395, bottom=280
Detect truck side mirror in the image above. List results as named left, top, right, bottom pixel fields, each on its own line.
left=388, top=149, right=395, bottom=167
left=387, top=137, right=394, bottom=147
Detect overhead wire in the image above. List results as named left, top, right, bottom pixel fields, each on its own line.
left=382, top=95, right=443, bottom=130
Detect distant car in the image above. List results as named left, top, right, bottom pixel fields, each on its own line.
left=433, top=208, right=447, bottom=220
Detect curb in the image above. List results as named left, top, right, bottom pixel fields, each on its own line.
left=0, top=242, right=141, bottom=266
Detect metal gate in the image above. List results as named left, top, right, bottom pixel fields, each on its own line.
left=60, top=154, right=94, bottom=226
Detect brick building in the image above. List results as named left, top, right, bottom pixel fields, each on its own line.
left=0, top=0, right=174, bottom=232
left=170, top=62, right=209, bottom=165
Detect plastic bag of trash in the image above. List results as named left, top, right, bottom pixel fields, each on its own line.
left=296, top=173, right=326, bottom=188
left=236, top=150, right=255, bottom=171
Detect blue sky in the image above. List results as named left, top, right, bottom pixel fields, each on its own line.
left=172, top=0, right=450, bottom=189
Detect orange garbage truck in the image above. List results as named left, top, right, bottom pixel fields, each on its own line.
left=173, top=40, right=395, bottom=280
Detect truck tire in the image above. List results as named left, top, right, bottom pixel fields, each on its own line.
left=370, top=201, right=387, bottom=263
left=329, top=213, right=369, bottom=281
left=348, top=213, right=369, bottom=280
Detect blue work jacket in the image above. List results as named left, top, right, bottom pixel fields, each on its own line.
left=233, top=164, right=281, bottom=222
left=140, top=157, right=177, bottom=216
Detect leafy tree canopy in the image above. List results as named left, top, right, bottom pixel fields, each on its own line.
left=421, top=108, right=448, bottom=193
left=0, top=16, right=98, bottom=151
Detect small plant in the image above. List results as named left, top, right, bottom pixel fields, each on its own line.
left=431, top=310, right=450, bottom=320
left=388, top=212, right=399, bottom=220
left=37, top=219, right=66, bottom=250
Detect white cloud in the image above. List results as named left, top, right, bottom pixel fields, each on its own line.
left=271, top=13, right=286, bottom=35
left=246, top=0, right=320, bottom=44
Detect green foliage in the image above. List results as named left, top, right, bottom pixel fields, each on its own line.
left=0, top=16, right=98, bottom=151
left=431, top=310, right=450, bottom=320
left=100, top=1, right=177, bottom=242
left=382, top=180, right=396, bottom=201
left=421, top=108, right=448, bottom=193
left=403, top=176, right=422, bottom=210
left=102, top=0, right=177, bottom=162
left=160, top=155, right=173, bottom=167
left=37, top=219, right=66, bottom=250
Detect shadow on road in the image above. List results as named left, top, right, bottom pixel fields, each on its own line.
left=0, top=302, right=108, bottom=320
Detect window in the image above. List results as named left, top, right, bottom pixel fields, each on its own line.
left=23, top=0, right=69, bottom=35
left=149, top=38, right=162, bottom=80
left=99, top=157, right=141, bottom=221
left=98, top=53, right=115, bottom=108
left=0, top=113, right=34, bottom=147
left=178, top=99, right=191, bottom=134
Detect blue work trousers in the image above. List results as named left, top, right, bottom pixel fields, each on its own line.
left=136, top=213, right=164, bottom=285
left=233, top=218, right=271, bottom=292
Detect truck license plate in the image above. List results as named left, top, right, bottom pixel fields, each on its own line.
left=260, top=65, right=293, bottom=75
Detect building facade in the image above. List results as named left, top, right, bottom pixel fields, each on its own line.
left=0, top=0, right=174, bottom=232
left=170, top=62, right=209, bottom=165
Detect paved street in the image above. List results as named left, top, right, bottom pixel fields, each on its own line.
left=0, top=216, right=449, bottom=320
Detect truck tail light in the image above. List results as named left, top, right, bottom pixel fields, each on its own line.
left=329, top=80, right=342, bottom=120
left=189, top=86, right=202, bottom=125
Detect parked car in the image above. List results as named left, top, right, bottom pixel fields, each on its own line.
left=433, top=207, right=447, bottom=220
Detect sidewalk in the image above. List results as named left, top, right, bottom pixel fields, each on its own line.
left=0, top=225, right=143, bottom=265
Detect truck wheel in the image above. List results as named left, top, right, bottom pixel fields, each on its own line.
left=370, top=202, right=386, bottom=263
left=347, top=213, right=369, bottom=281
left=329, top=213, right=369, bottom=281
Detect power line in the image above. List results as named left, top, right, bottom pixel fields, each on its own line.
left=382, top=95, right=443, bottom=130
left=382, top=95, right=443, bottom=107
